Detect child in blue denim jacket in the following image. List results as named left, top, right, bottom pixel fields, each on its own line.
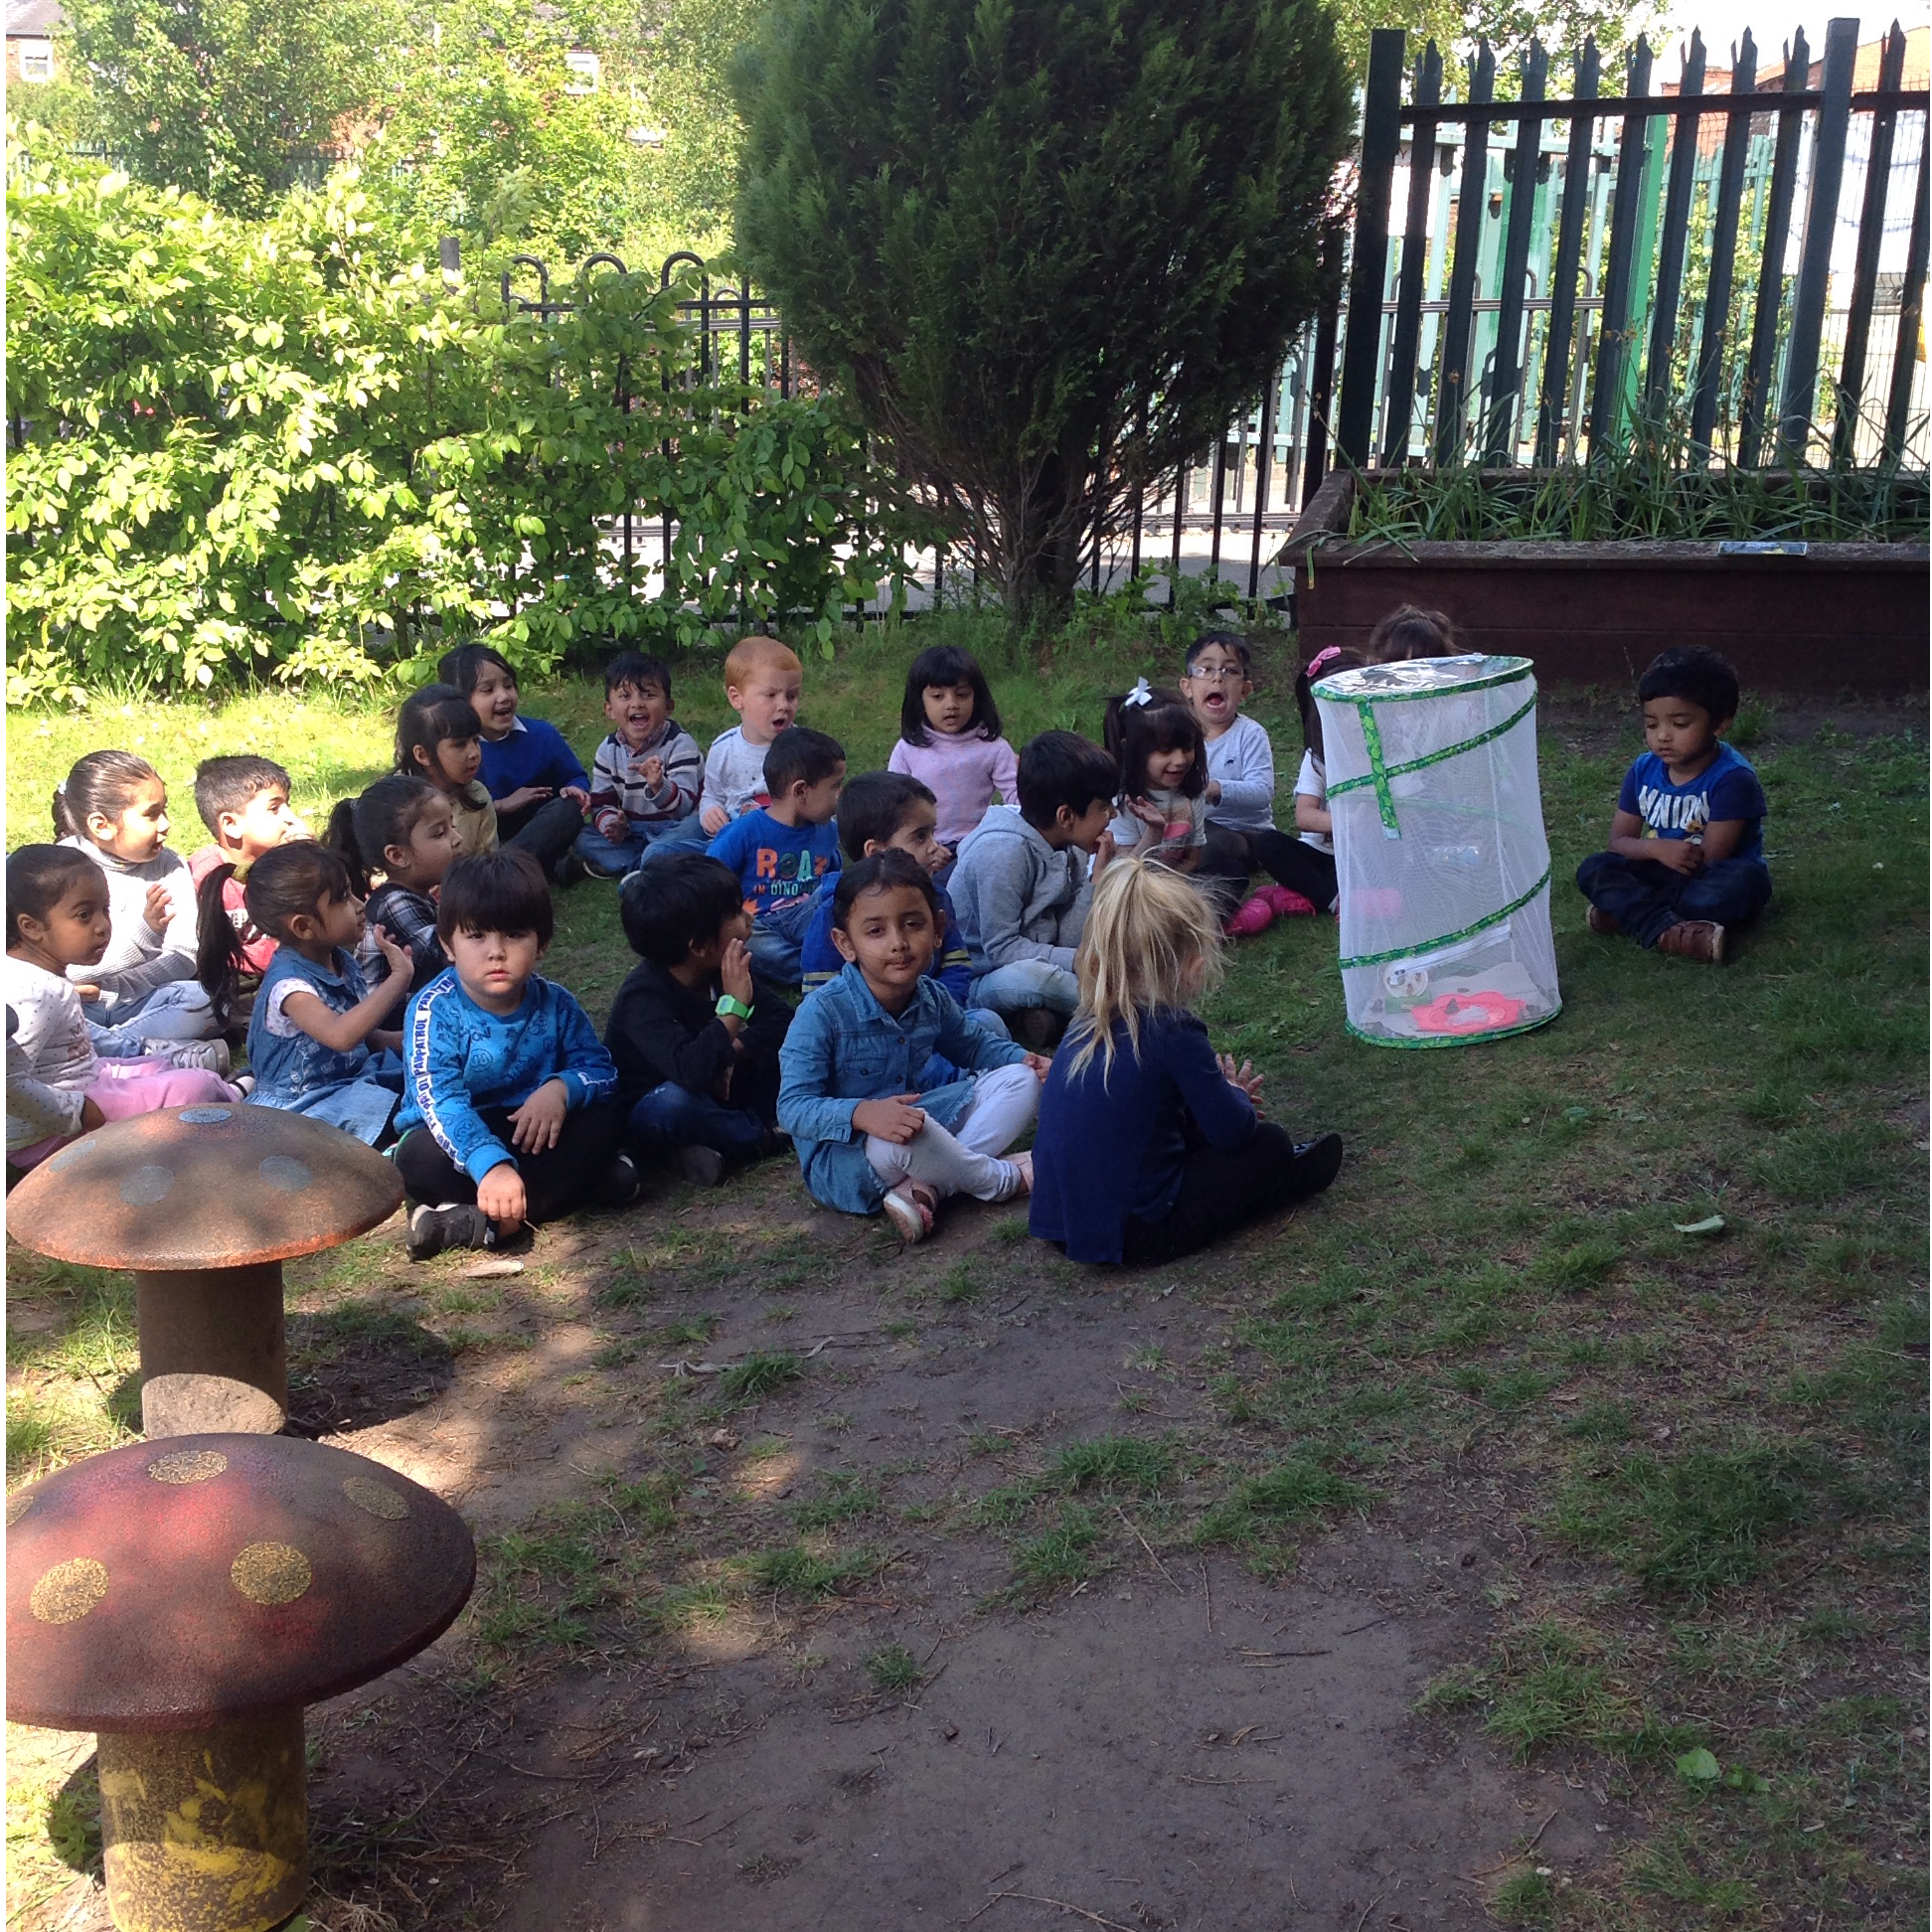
left=198, top=843, right=412, bottom=1144
left=777, top=851, right=1047, bottom=1244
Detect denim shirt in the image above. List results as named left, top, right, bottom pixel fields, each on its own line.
left=776, top=962, right=1028, bottom=1213
left=246, top=945, right=394, bottom=1110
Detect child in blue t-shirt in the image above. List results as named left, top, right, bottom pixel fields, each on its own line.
left=707, top=726, right=845, bottom=985
left=1575, top=646, right=1770, bottom=965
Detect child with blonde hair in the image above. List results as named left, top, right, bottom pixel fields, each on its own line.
left=1029, top=860, right=1342, bottom=1264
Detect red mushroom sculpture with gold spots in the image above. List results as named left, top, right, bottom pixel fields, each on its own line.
left=7, top=1433, right=475, bottom=1932
left=5, top=1101, right=404, bottom=1437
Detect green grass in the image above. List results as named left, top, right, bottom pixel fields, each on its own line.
left=864, top=1643, right=924, bottom=1693
left=4, top=626, right=1925, bottom=1932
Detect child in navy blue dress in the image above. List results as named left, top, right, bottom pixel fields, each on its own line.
left=1575, top=646, right=1771, bottom=965
left=1030, top=859, right=1343, bottom=1265
left=197, top=844, right=412, bottom=1144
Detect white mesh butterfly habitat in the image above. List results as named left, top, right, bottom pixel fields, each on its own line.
left=1312, top=655, right=1560, bottom=1047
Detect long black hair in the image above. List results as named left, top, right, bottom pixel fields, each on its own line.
left=1102, top=685, right=1206, bottom=801
left=1294, top=646, right=1368, bottom=764
left=53, top=749, right=159, bottom=844
left=396, top=682, right=482, bottom=781
left=197, top=843, right=355, bottom=1028
left=8, top=845, right=105, bottom=949
left=437, top=642, right=516, bottom=696
left=899, top=644, right=1002, bottom=747
left=325, top=776, right=441, bottom=897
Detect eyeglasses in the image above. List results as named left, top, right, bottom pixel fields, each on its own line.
left=1187, top=666, right=1246, bottom=681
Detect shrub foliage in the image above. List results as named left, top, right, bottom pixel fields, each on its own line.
left=733, top=0, right=1353, bottom=627
left=6, top=163, right=907, bottom=701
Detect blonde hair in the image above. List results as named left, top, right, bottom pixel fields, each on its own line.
left=724, top=634, right=803, bottom=688
left=1064, top=858, right=1223, bottom=1084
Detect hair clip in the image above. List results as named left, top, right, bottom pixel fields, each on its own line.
left=1123, top=678, right=1155, bottom=708
left=1305, top=647, right=1344, bottom=679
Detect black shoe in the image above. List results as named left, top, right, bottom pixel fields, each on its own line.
left=599, top=1151, right=643, bottom=1209
left=406, top=1202, right=493, bottom=1261
left=676, top=1145, right=725, bottom=1188
left=553, top=849, right=590, bottom=887
left=1286, top=1133, right=1345, bottom=1200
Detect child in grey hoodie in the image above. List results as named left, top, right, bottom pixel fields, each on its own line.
left=950, top=731, right=1118, bottom=1021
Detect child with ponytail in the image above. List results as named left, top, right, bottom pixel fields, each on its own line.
left=198, top=844, right=412, bottom=1145
left=325, top=775, right=465, bottom=999
left=53, top=749, right=220, bottom=1045
left=1029, top=859, right=1343, bottom=1265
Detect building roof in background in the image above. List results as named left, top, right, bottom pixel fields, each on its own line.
left=6, top=0, right=65, bottom=36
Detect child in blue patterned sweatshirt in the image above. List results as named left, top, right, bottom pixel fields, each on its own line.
left=1575, top=646, right=1771, bottom=966
left=393, top=850, right=636, bottom=1258
left=707, top=726, right=846, bottom=985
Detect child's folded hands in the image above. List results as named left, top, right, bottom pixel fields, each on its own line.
left=853, top=1093, right=926, bottom=1143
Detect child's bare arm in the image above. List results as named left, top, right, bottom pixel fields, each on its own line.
left=1293, top=792, right=1332, bottom=836
left=278, top=932, right=411, bottom=1051
left=1697, top=819, right=1748, bottom=863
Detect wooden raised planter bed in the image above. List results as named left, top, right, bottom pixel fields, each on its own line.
left=1281, top=469, right=1931, bottom=694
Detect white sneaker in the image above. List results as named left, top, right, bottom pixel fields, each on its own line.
left=148, top=1039, right=231, bottom=1075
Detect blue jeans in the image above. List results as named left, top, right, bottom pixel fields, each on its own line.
left=968, top=958, right=1080, bottom=1019
left=747, top=893, right=819, bottom=987
left=1575, top=851, right=1772, bottom=948
left=628, top=813, right=713, bottom=874
left=575, top=818, right=694, bottom=879
left=627, top=1081, right=770, bottom=1161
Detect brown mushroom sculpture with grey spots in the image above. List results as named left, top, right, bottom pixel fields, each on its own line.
left=7, top=1432, right=475, bottom=1932
left=5, top=1102, right=403, bottom=1436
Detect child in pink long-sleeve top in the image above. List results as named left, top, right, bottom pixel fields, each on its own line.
left=887, top=646, right=1020, bottom=855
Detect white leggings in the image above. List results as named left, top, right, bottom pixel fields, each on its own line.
left=866, top=1062, right=1040, bottom=1205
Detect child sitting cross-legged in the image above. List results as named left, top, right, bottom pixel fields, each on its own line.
left=1030, top=859, right=1344, bottom=1266
left=576, top=650, right=704, bottom=879
left=6, top=846, right=242, bottom=1169
left=706, top=724, right=846, bottom=985
left=950, top=730, right=1120, bottom=1036
left=440, top=644, right=591, bottom=881
left=605, top=851, right=793, bottom=1187
left=54, top=750, right=221, bottom=1048
left=777, top=850, right=1048, bottom=1245
left=198, top=843, right=413, bottom=1146
left=1574, top=645, right=1771, bottom=965
left=393, top=850, right=635, bottom=1259
left=186, top=754, right=311, bottom=982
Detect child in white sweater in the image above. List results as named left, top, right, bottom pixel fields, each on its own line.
left=52, top=749, right=222, bottom=1044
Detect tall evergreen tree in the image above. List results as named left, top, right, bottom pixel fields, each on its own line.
left=733, top=0, right=1352, bottom=626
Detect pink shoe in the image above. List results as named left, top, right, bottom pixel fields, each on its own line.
left=1225, top=892, right=1276, bottom=938
left=1257, top=886, right=1317, bottom=918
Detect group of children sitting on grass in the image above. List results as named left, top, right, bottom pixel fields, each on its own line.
left=6, top=619, right=1768, bottom=1268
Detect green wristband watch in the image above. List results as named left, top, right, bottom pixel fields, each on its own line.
left=716, top=994, right=754, bottom=1022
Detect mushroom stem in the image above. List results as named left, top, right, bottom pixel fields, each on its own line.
left=135, top=1265, right=288, bottom=1438
left=96, top=1708, right=308, bottom=1932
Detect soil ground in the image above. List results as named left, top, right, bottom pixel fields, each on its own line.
left=7, top=662, right=1925, bottom=1931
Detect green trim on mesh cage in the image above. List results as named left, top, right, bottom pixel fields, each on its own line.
left=1311, top=658, right=1533, bottom=707
left=1358, top=704, right=1401, bottom=836
left=1337, top=868, right=1553, bottom=971
left=1329, top=692, right=1540, bottom=802
left=1346, top=1002, right=1562, bottom=1049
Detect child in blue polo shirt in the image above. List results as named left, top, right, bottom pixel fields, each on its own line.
left=440, top=644, right=590, bottom=882
left=707, top=726, right=845, bottom=985
left=1575, top=646, right=1771, bottom=966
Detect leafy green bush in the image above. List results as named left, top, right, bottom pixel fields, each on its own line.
left=6, top=160, right=910, bottom=700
